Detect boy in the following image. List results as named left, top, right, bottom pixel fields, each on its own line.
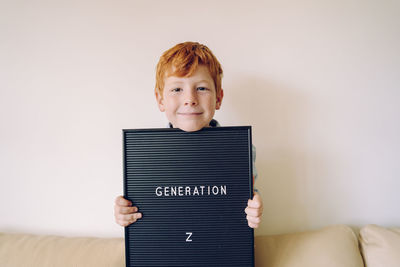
left=114, top=42, right=263, bottom=229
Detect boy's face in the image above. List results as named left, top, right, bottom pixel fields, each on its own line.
left=156, top=65, right=223, bottom=132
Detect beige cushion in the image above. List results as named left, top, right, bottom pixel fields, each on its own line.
left=0, top=232, right=125, bottom=267
left=254, top=225, right=364, bottom=267
left=359, top=224, right=400, bottom=267
left=0, top=225, right=366, bottom=267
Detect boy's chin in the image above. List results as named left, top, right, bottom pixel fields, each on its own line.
left=176, top=122, right=209, bottom=132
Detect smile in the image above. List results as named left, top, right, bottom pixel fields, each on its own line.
left=177, top=112, right=203, bottom=116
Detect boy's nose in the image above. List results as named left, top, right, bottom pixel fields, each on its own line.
left=184, top=99, right=198, bottom=106
left=184, top=92, right=198, bottom=106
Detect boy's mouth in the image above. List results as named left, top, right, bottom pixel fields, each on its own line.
left=177, top=112, right=203, bottom=116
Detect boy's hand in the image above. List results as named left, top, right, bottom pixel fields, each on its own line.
left=245, top=192, right=263, bottom=228
left=114, top=195, right=142, bottom=227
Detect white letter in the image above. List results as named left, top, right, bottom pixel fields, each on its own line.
left=178, top=186, right=183, bottom=196
left=212, top=186, right=219, bottom=195
left=185, top=186, right=190, bottom=195
left=193, top=186, right=199, bottom=196
left=164, top=186, right=169, bottom=196
left=186, top=232, right=193, bottom=242
left=171, top=186, right=177, bottom=196
left=200, top=186, right=205, bottom=195
left=155, top=187, right=162, bottom=197
left=220, top=185, right=227, bottom=195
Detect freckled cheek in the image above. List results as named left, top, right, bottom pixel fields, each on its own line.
left=206, top=97, right=217, bottom=109
left=165, top=99, right=180, bottom=113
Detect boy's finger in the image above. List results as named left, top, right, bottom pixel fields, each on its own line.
left=126, top=213, right=142, bottom=221
left=116, top=219, right=133, bottom=227
left=123, top=213, right=142, bottom=221
left=248, top=194, right=263, bottom=209
left=245, top=207, right=262, bottom=217
left=116, top=212, right=142, bottom=221
left=246, top=214, right=261, bottom=225
left=248, top=221, right=258, bottom=229
left=118, top=206, right=138, bottom=214
left=247, top=199, right=261, bottom=209
left=115, top=195, right=132, bottom=206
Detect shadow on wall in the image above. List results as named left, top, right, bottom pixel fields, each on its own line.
left=225, top=74, right=336, bottom=235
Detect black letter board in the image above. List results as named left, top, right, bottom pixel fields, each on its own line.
left=123, top=126, right=254, bottom=267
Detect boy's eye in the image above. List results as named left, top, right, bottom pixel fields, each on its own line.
left=197, top=87, right=208, bottom=91
left=172, top=88, right=182, bottom=92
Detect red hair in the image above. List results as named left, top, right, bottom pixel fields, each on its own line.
left=155, top=42, right=223, bottom=95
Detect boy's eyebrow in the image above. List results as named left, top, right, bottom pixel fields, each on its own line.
left=164, top=79, right=184, bottom=86
left=196, top=79, right=212, bottom=84
left=165, top=79, right=212, bottom=86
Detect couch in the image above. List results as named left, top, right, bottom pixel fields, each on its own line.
left=1, top=224, right=399, bottom=267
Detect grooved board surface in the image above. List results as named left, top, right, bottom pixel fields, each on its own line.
left=123, top=126, right=254, bottom=267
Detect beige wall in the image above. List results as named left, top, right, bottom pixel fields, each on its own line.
left=1, top=0, right=399, bottom=237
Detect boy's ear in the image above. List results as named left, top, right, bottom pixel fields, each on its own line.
left=216, top=88, right=224, bottom=110
left=155, top=90, right=165, bottom=112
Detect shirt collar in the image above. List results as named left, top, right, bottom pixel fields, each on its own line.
left=168, top=119, right=220, bottom=128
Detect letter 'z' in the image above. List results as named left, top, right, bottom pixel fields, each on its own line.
left=186, top=232, right=193, bottom=242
